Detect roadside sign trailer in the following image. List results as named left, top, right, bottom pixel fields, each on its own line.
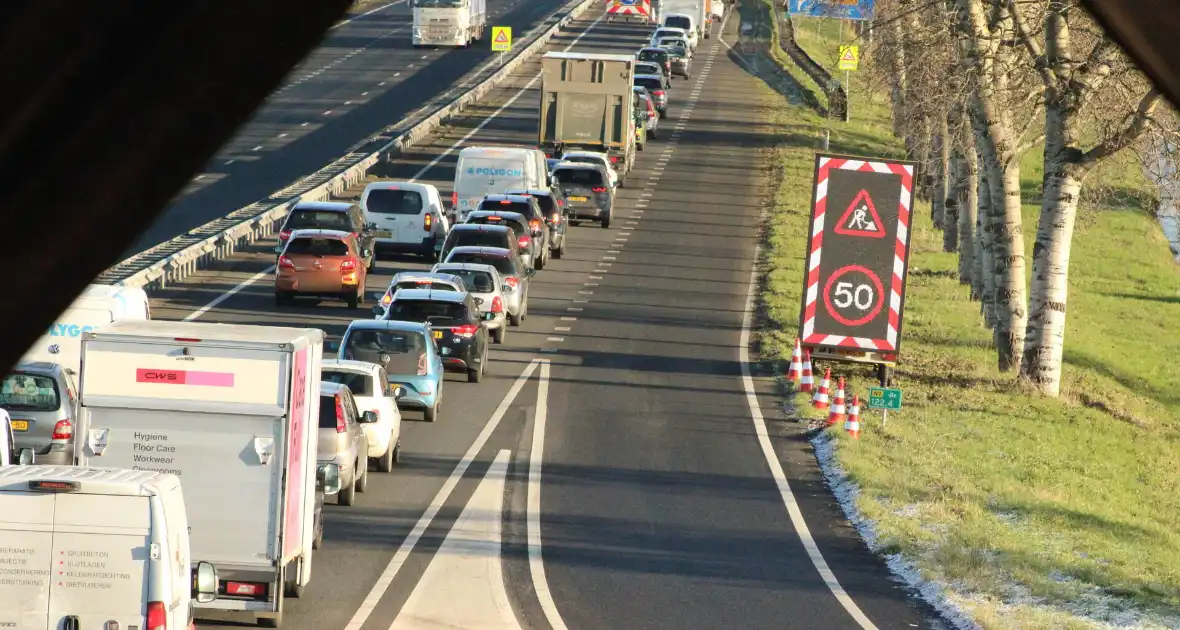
left=78, top=320, right=328, bottom=627
left=798, top=153, right=916, bottom=386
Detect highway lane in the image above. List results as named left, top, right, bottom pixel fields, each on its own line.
left=128, top=0, right=576, bottom=255
left=145, top=8, right=942, bottom=630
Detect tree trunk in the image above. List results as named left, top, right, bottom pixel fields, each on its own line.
left=886, top=20, right=907, bottom=137
left=958, top=140, right=979, bottom=283
left=945, top=146, right=963, bottom=252
left=993, top=160, right=1028, bottom=371
left=976, top=162, right=996, bottom=324
left=932, top=115, right=951, bottom=229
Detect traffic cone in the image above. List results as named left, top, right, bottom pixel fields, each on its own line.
left=800, top=350, right=814, bottom=393
left=844, top=394, right=861, bottom=439
left=811, top=367, right=831, bottom=411
left=827, top=377, right=846, bottom=426
left=786, top=338, right=803, bottom=383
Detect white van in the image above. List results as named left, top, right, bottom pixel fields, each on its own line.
left=452, top=146, right=551, bottom=220
left=1, top=408, right=37, bottom=465
left=20, top=284, right=151, bottom=376
left=360, top=181, right=450, bottom=260
left=0, top=466, right=218, bottom=630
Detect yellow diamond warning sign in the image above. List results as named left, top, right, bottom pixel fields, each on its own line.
left=492, top=26, right=512, bottom=52
left=838, top=45, right=859, bottom=71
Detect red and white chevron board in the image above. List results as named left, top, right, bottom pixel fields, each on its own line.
left=802, top=156, right=914, bottom=351
left=607, top=0, right=651, bottom=15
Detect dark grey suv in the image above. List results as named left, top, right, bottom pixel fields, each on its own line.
left=552, top=163, right=613, bottom=228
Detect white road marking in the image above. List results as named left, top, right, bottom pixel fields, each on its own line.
left=184, top=267, right=276, bottom=321
left=278, top=133, right=288, bottom=138
left=362, top=91, right=369, bottom=96
left=530, top=361, right=571, bottom=630
left=547, top=337, right=565, bottom=342
left=607, top=250, right=620, bottom=254
left=603, top=256, right=616, bottom=260
left=323, top=110, right=334, bottom=115
left=578, top=290, right=593, bottom=295
left=567, top=307, right=583, bottom=312
left=331, top=1, right=405, bottom=30
left=561, top=316, right=577, bottom=321
left=301, top=122, right=310, bottom=127
left=224, top=159, right=235, bottom=165
left=252, top=145, right=263, bottom=151
left=344, top=100, right=353, bottom=105
left=572, top=299, right=589, bottom=303
left=583, top=282, right=598, bottom=287
left=343, top=361, right=543, bottom=630
left=589, top=275, right=603, bottom=280
left=554, top=326, right=571, bottom=332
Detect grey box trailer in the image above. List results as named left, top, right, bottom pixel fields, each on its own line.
left=539, top=52, right=638, bottom=182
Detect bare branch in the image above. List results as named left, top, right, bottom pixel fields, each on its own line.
left=1081, top=88, right=1164, bottom=166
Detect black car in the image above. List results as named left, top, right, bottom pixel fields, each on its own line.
left=464, top=210, right=538, bottom=269
left=637, top=47, right=672, bottom=82
left=439, top=223, right=515, bottom=263
left=665, top=46, right=692, bottom=79
left=504, top=188, right=569, bottom=259
left=552, top=163, right=613, bottom=228
left=633, top=74, right=668, bottom=116
left=634, top=61, right=670, bottom=88
left=477, top=195, right=550, bottom=269
left=277, top=201, right=377, bottom=272
left=380, top=289, right=490, bottom=383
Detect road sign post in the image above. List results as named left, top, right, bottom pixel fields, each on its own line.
left=491, top=26, right=512, bottom=65
left=837, top=44, right=858, bottom=121
left=867, top=386, right=902, bottom=426
left=798, top=153, right=917, bottom=375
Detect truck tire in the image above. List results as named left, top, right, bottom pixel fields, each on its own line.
left=284, top=560, right=305, bottom=599
left=338, top=473, right=357, bottom=506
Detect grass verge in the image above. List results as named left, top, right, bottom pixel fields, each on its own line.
left=748, top=15, right=1180, bottom=630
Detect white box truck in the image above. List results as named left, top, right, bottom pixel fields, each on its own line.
left=76, top=320, right=335, bottom=627
left=659, top=0, right=708, bottom=40
left=411, top=0, right=487, bottom=47
left=19, top=284, right=150, bottom=377
left=0, top=466, right=220, bottom=630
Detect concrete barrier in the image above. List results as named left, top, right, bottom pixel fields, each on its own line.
left=98, top=0, right=600, bottom=290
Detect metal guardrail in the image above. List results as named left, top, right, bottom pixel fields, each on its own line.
left=98, top=0, right=598, bottom=290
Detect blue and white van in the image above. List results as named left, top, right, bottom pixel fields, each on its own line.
left=19, top=284, right=150, bottom=376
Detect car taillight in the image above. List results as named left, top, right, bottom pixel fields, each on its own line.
left=557, top=199, right=565, bottom=207
left=529, top=219, right=542, bottom=230
left=339, top=258, right=357, bottom=272
left=146, top=601, right=167, bottom=630
left=609, top=156, right=619, bottom=163
left=591, top=187, right=607, bottom=193
left=654, top=90, right=665, bottom=97
left=424, top=213, right=433, bottom=231
left=504, top=276, right=519, bottom=289
left=517, top=235, right=530, bottom=249
left=417, top=353, right=428, bottom=376
left=51, top=419, right=72, bottom=441
left=550, top=212, right=561, bottom=224
left=382, top=292, right=393, bottom=305
left=450, top=324, right=478, bottom=337
left=336, top=396, right=347, bottom=433
left=491, top=296, right=504, bottom=313
left=278, top=256, right=296, bottom=269
left=279, top=229, right=292, bottom=241
left=451, top=192, right=458, bottom=208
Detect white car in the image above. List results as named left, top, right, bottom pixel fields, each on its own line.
left=372, top=271, right=466, bottom=318
left=710, top=1, right=725, bottom=19
left=650, top=26, right=691, bottom=49
left=360, top=181, right=450, bottom=260
left=432, top=262, right=509, bottom=344
left=561, top=151, right=620, bottom=189
left=660, top=14, right=699, bottom=49
left=321, top=359, right=404, bottom=472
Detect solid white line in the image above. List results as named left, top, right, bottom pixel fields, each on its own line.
left=331, top=0, right=404, bottom=30
left=184, top=267, right=275, bottom=321
left=739, top=246, right=878, bottom=630
left=343, top=360, right=542, bottom=630
left=529, top=361, right=570, bottom=630
left=408, top=13, right=606, bottom=183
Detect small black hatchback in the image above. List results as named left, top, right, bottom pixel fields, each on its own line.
left=380, top=289, right=490, bottom=383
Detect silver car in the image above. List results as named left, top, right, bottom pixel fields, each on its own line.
left=0, top=362, right=80, bottom=466
left=442, top=246, right=536, bottom=326
left=432, top=262, right=509, bottom=344
left=372, top=271, right=466, bottom=318
left=317, top=381, right=375, bottom=506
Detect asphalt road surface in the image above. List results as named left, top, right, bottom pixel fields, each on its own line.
left=148, top=9, right=945, bottom=630
left=128, top=0, right=576, bottom=255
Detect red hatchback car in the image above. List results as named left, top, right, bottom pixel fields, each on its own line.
left=275, top=229, right=371, bottom=308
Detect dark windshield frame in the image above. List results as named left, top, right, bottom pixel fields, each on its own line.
left=285, top=210, right=351, bottom=231
left=446, top=253, right=517, bottom=276
left=321, top=370, right=373, bottom=397
left=383, top=300, right=470, bottom=325
left=365, top=188, right=424, bottom=215
left=554, top=168, right=606, bottom=187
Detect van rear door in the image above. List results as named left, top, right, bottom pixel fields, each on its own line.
left=0, top=490, right=54, bottom=629
left=363, top=186, right=427, bottom=245
left=49, top=492, right=152, bottom=630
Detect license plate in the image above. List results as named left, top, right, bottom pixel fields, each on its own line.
left=569, top=196, right=588, bottom=201
left=433, top=330, right=444, bottom=339
left=375, top=230, right=393, bottom=238
left=10, top=420, right=28, bottom=432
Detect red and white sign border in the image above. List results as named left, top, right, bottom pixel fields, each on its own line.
left=801, top=155, right=914, bottom=351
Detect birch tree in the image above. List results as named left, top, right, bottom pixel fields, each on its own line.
left=1008, top=0, right=1163, bottom=396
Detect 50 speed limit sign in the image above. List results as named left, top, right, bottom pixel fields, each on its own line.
left=799, top=153, right=916, bottom=353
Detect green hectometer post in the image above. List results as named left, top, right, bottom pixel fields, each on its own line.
left=867, top=387, right=902, bottom=410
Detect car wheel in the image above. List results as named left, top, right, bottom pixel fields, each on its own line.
left=313, top=518, right=323, bottom=549
left=601, top=215, right=611, bottom=229
left=509, top=311, right=522, bottom=327
left=347, top=291, right=360, bottom=309
left=493, top=325, right=506, bottom=344
left=569, top=219, right=581, bottom=227
left=423, top=402, right=438, bottom=422
left=650, top=129, right=658, bottom=140
left=535, top=254, right=545, bottom=270
left=376, top=435, right=395, bottom=473
left=637, top=141, right=645, bottom=151
left=337, top=472, right=357, bottom=506
left=393, top=440, right=401, bottom=464
left=552, top=243, right=563, bottom=260
left=355, top=460, right=368, bottom=493
left=467, top=351, right=484, bottom=383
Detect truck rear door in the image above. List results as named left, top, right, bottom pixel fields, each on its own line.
left=48, top=493, right=152, bottom=630
left=0, top=490, right=54, bottom=630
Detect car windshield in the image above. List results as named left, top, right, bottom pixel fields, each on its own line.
left=664, top=16, right=691, bottom=30
left=564, top=156, right=605, bottom=168
left=450, top=229, right=510, bottom=248
left=0, top=373, right=60, bottom=411
left=396, top=280, right=458, bottom=292
left=318, top=395, right=341, bottom=429
left=635, top=62, right=661, bottom=75
left=366, top=188, right=423, bottom=215
left=468, top=217, right=529, bottom=237
left=321, top=370, right=372, bottom=396
left=660, top=40, right=687, bottom=52
left=555, top=168, right=605, bottom=187
left=665, top=47, right=687, bottom=60
left=635, top=77, right=663, bottom=92
left=511, top=193, right=556, bottom=214
left=285, top=210, right=351, bottom=231
left=637, top=49, right=668, bottom=64
left=285, top=237, right=349, bottom=256
left=384, top=300, right=468, bottom=325
left=442, top=269, right=496, bottom=292
left=446, top=253, right=516, bottom=276
left=478, top=200, right=536, bottom=219
left=343, top=329, right=427, bottom=374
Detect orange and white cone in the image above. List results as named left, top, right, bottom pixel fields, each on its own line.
left=844, top=394, right=861, bottom=439
left=827, top=377, right=846, bottom=426
left=811, top=367, right=831, bottom=411
left=800, top=350, right=814, bottom=393
left=786, top=338, right=803, bottom=383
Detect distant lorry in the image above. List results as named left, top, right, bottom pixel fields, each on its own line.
left=77, top=320, right=339, bottom=628
left=410, top=0, right=487, bottom=48
left=659, top=0, right=708, bottom=39
left=539, top=52, right=638, bottom=185
left=0, top=465, right=220, bottom=630
left=19, top=284, right=150, bottom=377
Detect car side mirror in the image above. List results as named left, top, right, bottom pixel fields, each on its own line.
left=502, top=283, right=513, bottom=292
left=193, top=561, right=219, bottom=604
left=361, top=249, right=373, bottom=258
left=361, top=410, right=379, bottom=424
left=526, top=268, right=537, bottom=277
left=273, top=246, right=284, bottom=255
left=473, top=296, right=485, bottom=306
left=17, top=449, right=34, bottom=466
left=392, top=386, right=407, bottom=400
left=371, top=305, right=385, bottom=317
left=326, top=341, right=340, bottom=352
left=367, top=222, right=378, bottom=229
left=317, top=463, right=342, bottom=495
